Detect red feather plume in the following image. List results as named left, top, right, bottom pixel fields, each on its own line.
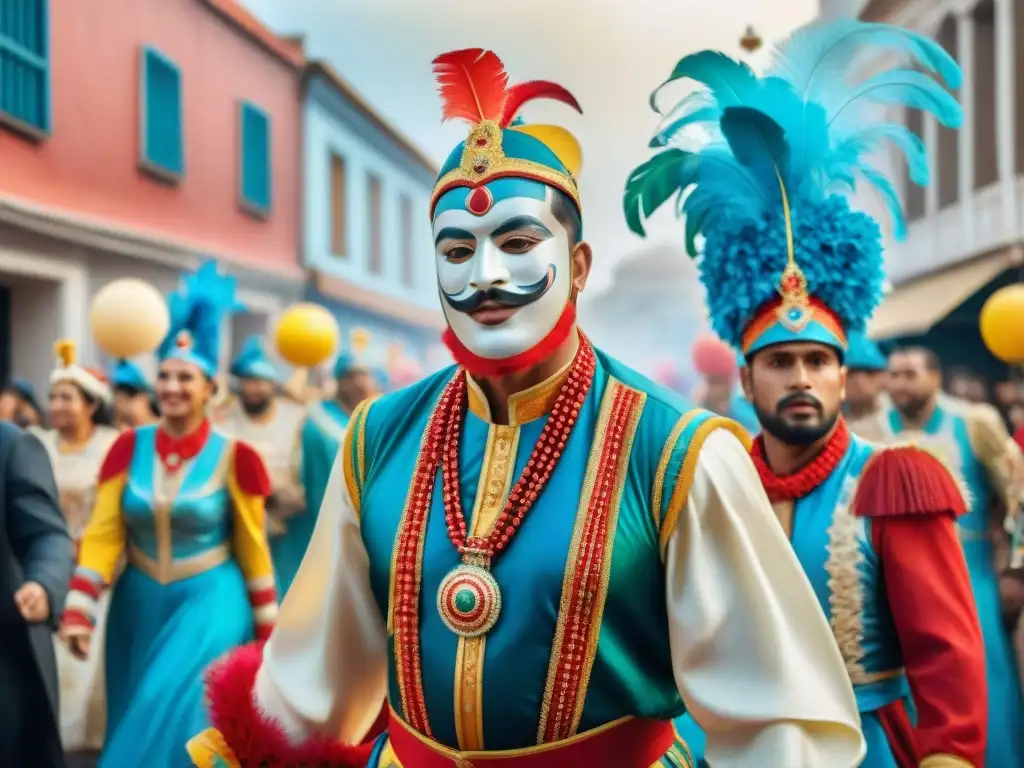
left=500, top=80, right=583, bottom=127
left=432, top=49, right=509, bottom=124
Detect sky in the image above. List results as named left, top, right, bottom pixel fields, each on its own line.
left=241, top=0, right=819, bottom=292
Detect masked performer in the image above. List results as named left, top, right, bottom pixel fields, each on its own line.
left=36, top=342, right=119, bottom=755
left=217, top=336, right=306, bottom=593
left=188, top=49, right=863, bottom=768
left=624, top=19, right=986, bottom=768
left=60, top=261, right=277, bottom=768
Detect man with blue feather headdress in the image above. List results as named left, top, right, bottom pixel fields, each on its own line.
left=625, top=19, right=988, bottom=768
left=189, top=47, right=864, bottom=767
left=216, top=335, right=306, bottom=594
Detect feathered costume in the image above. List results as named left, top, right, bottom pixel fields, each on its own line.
left=430, top=49, right=585, bottom=375
left=61, top=260, right=277, bottom=768
left=626, top=21, right=988, bottom=768
left=185, top=49, right=867, bottom=768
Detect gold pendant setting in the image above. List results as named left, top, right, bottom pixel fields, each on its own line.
left=437, top=561, right=502, bottom=638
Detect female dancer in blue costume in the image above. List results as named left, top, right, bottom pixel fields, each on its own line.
left=60, top=262, right=278, bottom=768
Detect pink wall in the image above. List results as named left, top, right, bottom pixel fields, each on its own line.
left=0, top=0, right=302, bottom=275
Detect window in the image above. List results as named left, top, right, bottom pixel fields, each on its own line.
left=139, top=46, right=184, bottom=180
left=239, top=101, right=272, bottom=216
left=367, top=174, right=382, bottom=274
left=330, top=153, right=347, bottom=255
left=0, top=0, right=50, bottom=135
left=400, top=194, right=413, bottom=286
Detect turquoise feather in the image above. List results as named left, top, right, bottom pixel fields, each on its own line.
left=622, top=18, right=963, bottom=347
left=768, top=19, right=962, bottom=100
left=649, top=50, right=758, bottom=114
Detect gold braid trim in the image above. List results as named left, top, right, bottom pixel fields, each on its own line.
left=342, top=397, right=375, bottom=520
left=659, top=415, right=751, bottom=556
left=429, top=120, right=580, bottom=216
left=919, top=754, right=976, bottom=768
left=824, top=476, right=868, bottom=683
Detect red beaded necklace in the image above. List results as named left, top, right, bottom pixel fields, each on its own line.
left=429, top=337, right=596, bottom=638
left=750, top=418, right=851, bottom=502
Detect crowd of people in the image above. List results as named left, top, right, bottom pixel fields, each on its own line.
left=0, top=265, right=381, bottom=767
left=2, top=16, right=1023, bottom=768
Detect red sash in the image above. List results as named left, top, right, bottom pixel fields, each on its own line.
left=387, top=711, right=676, bottom=768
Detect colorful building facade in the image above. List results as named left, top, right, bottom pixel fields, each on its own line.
left=0, top=0, right=303, bottom=389
left=839, top=0, right=1024, bottom=380
left=299, top=60, right=446, bottom=378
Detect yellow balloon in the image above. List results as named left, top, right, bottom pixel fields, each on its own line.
left=979, top=283, right=1024, bottom=364
left=275, top=303, right=339, bottom=367
left=90, top=279, right=170, bottom=358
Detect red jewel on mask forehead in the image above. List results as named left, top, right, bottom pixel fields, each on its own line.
left=466, top=186, right=493, bottom=216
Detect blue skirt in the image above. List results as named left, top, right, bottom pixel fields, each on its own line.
left=100, top=562, right=254, bottom=768
left=964, top=540, right=1024, bottom=767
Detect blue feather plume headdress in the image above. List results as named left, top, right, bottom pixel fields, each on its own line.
left=157, top=260, right=246, bottom=378
left=623, top=20, right=962, bottom=357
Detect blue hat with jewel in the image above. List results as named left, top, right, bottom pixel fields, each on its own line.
left=230, top=335, right=281, bottom=382
left=157, top=260, right=245, bottom=378
left=844, top=331, right=889, bottom=371
left=623, top=20, right=962, bottom=359
left=430, top=49, right=584, bottom=226
left=111, top=359, right=151, bottom=392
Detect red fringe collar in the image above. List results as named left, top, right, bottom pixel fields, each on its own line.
left=442, top=303, right=576, bottom=378
left=751, top=419, right=851, bottom=502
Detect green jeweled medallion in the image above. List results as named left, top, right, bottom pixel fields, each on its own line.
left=436, top=563, right=502, bottom=638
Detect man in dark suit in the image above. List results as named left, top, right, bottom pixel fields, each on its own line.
left=0, top=421, right=74, bottom=767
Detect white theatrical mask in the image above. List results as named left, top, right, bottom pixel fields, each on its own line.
left=433, top=194, right=573, bottom=361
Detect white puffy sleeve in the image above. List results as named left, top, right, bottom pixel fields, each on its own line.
left=254, top=455, right=388, bottom=743
left=664, top=428, right=865, bottom=766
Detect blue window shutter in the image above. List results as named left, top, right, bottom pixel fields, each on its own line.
left=139, top=46, right=183, bottom=179
left=0, top=0, right=51, bottom=134
left=239, top=101, right=271, bottom=215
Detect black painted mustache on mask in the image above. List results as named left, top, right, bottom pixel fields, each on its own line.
left=776, top=392, right=823, bottom=414
left=442, top=265, right=556, bottom=313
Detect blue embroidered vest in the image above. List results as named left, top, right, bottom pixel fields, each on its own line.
left=788, top=435, right=907, bottom=713
left=122, top=424, right=234, bottom=581
left=349, top=350, right=736, bottom=752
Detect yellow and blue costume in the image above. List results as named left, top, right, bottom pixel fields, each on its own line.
left=61, top=261, right=277, bottom=768
left=186, top=49, right=864, bottom=768
left=625, top=18, right=988, bottom=768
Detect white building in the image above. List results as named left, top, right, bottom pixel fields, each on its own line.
left=823, top=0, right=1024, bottom=378
left=300, top=61, right=447, bottom=373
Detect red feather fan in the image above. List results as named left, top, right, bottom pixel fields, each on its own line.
left=431, top=49, right=509, bottom=124
left=500, top=81, right=583, bottom=127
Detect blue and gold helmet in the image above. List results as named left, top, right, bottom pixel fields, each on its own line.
left=230, top=335, right=280, bottom=382
left=624, top=21, right=962, bottom=359
left=429, top=49, right=583, bottom=224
